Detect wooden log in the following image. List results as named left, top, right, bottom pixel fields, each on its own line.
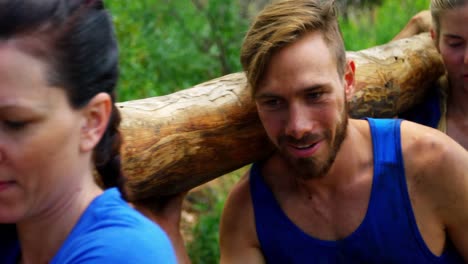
left=118, top=73, right=271, bottom=202
left=118, top=33, right=444, bottom=202
left=347, top=33, right=444, bottom=118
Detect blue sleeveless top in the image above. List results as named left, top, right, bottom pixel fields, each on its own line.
left=0, top=224, right=19, bottom=263
left=250, top=118, right=463, bottom=263
left=0, top=188, right=176, bottom=264
left=400, top=85, right=442, bottom=129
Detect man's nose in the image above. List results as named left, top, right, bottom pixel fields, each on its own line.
left=285, top=104, right=314, bottom=139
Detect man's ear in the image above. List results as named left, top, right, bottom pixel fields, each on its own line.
left=80, top=92, right=112, bottom=153
left=344, top=59, right=356, bottom=100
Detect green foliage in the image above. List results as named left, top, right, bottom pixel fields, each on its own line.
left=106, top=0, right=429, bottom=101
left=106, top=0, right=249, bottom=101
left=186, top=168, right=245, bottom=264
left=187, top=198, right=224, bottom=264
left=340, top=0, right=430, bottom=51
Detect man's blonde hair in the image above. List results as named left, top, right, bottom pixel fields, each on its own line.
left=240, top=0, right=346, bottom=95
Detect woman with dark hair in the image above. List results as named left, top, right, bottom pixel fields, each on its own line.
left=0, top=0, right=176, bottom=263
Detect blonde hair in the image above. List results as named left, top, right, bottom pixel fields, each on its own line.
left=431, top=0, right=467, bottom=37
left=240, top=0, right=346, bottom=95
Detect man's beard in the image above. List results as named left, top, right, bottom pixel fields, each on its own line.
left=278, top=108, right=348, bottom=180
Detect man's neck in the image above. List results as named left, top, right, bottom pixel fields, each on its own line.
left=305, top=120, right=371, bottom=192
left=267, top=119, right=373, bottom=197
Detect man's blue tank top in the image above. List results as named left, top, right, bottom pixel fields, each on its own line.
left=250, top=118, right=463, bottom=263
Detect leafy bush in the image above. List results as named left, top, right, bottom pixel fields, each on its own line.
left=186, top=167, right=246, bottom=264
left=187, top=198, right=224, bottom=263
left=106, top=0, right=249, bottom=101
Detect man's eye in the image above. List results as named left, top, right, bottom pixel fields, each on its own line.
left=307, top=92, right=322, bottom=100
left=260, top=99, right=283, bottom=110
left=448, top=42, right=463, bottom=48
left=445, top=38, right=465, bottom=48
left=265, top=99, right=280, bottom=106
left=4, top=120, right=28, bottom=130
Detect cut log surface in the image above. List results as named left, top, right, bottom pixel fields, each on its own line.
left=118, top=33, right=444, bottom=202
left=118, top=73, right=273, bottom=201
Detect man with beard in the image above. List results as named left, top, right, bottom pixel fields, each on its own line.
left=218, top=0, right=468, bottom=263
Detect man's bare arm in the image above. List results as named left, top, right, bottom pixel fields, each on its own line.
left=393, top=10, right=432, bottom=41
left=401, top=121, right=468, bottom=261
left=428, top=136, right=468, bottom=260
left=219, top=174, right=266, bottom=264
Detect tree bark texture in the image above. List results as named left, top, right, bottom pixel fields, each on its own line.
left=347, top=33, right=444, bottom=118
left=118, top=33, right=444, bottom=202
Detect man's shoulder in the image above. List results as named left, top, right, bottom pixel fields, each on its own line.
left=220, top=168, right=263, bottom=261
left=399, top=122, right=468, bottom=254
left=221, top=167, right=257, bottom=234
left=400, top=120, right=468, bottom=191
left=400, top=120, right=458, bottom=163
left=225, top=170, right=253, bottom=213
left=225, top=161, right=273, bottom=209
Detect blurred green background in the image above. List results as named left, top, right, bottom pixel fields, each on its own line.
left=107, top=0, right=430, bottom=102
left=105, top=0, right=430, bottom=262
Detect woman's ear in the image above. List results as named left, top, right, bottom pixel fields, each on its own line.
left=344, top=59, right=356, bottom=100
left=79, top=93, right=112, bottom=152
